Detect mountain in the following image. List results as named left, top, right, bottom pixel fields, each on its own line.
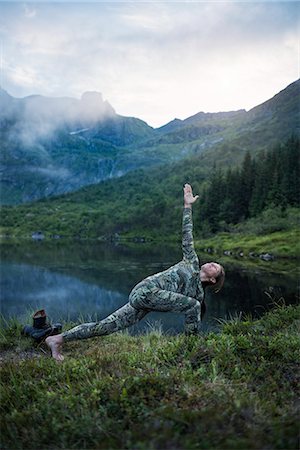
left=1, top=136, right=298, bottom=241
left=0, top=89, right=156, bottom=204
left=0, top=79, right=299, bottom=205
left=157, top=110, right=247, bottom=134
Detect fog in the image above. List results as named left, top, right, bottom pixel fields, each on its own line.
left=1, top=90, right=116, bottom=147
left=0, top=88, right=121, bottom=201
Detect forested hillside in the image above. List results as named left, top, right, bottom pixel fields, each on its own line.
left=199, top=136, right=300, bottom=233
left=1, top=137, right=299, bottom=243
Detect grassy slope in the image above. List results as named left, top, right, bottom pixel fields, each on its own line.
left=1, top=304, right=299, bottom=450
left=196, top=228, right=300, bottom=259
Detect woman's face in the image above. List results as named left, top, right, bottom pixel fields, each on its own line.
left=200, top=262, right=221, bottom=282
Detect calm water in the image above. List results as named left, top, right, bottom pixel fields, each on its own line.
left=0, top=240, right=299, bottom=333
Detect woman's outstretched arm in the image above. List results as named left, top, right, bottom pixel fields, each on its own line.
left=182, top=184, right=199, bottom=264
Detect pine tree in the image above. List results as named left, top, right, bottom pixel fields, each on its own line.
left=198, top=136, right=299, bottom=234
left=240, top=151, right=255, bottom=219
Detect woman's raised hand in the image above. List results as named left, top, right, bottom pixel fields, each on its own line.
left=183, top=183, right=199, bottom=207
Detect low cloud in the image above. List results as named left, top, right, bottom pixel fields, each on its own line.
left=27, top=166, right=71, bottom=180
left=4, top=90, right=116, bottom=149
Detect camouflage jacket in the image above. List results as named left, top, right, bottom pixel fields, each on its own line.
left=141, top=207, right=204, bottom=301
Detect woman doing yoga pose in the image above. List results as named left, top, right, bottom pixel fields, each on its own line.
left=46, top=184, right=225, bottom=361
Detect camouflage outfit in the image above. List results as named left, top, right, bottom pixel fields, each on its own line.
left=62, top=207, right=204, bottom=341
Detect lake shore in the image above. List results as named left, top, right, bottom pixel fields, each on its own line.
left=1, top=228, right=299, bottom=279
left=1, top=304, right=299, bottom=450
left=1, top=225, right=299, bottom=259
left=195, top=228, right=300, bottom=260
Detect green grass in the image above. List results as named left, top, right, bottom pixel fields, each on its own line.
left=196, top=228, right=300, bottom=259
left=1, top=304, right=299, bottom=449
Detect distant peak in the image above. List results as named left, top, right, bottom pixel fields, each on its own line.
left=78, top=91, right=115, bottom=121
left=81, top=91, right=103, bottom=103
left=0, top=87, right=12, bottom=98
left=0, top=88, right=14, bottom=106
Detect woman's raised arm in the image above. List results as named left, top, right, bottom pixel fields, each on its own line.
left=182, top=184, right=199, bottom=265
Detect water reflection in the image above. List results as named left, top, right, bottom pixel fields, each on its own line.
left=1, top=262, right=127, bottom=322
left=1, top=240, right=299, bottom=333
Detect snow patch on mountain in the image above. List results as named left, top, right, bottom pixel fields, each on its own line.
left=69, top=128, right=90, bottom=135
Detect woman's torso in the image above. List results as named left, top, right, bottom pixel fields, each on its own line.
left=132, top=259, right=204, bottom=302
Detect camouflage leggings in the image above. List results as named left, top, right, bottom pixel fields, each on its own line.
left=62, top=281, right=201, bottom=342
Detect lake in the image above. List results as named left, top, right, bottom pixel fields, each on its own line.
left=1, top=240, right=299, bottom=333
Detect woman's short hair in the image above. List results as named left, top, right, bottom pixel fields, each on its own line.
left=213, top=265, right=225, bottom=293
left=201, top=264, right=225, bottom=320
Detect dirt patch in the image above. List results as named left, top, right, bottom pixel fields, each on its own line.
left=0, top=347, right=46, bottom=365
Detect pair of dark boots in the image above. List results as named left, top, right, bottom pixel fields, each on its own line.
left=23, top=310, right=62, bottom=343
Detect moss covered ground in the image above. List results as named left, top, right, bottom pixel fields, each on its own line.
left=195, top=227, right=300, bottom=259
left=1, top=304, right=299, bottom=450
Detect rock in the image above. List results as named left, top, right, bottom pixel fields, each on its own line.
left=260, top=253, right=274, bottom=261
left=110, top=233, right=120, bottom=241
left=249, top=252, right=258, bottom=258
left=31, top=231, right=44, bottom=241
left=223, top=250, right=233, bottom=256
left=238, top=251, right=244, bottom=257
left=133, top=237, right=146, bottom=243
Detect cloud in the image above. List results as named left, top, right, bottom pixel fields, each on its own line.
left=23, top=4, right=37, bottom=19
left=28, top=166, right=71, bottom=180
left=8, top=65, right=40, bottom=88
left=0, top=1, right=298, bottom=127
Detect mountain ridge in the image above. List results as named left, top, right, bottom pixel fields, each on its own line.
left=0, top=79, right=299, bottom=205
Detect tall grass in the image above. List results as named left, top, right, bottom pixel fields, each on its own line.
left=1, top=304, right=299, bottom=449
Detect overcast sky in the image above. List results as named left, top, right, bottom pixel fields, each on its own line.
left=0, top=1, right=299, bottom=127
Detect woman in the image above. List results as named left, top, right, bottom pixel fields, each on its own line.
left=46, top=184, right=225, bottom=361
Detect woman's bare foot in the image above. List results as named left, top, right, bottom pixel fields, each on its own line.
left=45, top=334, right=64, bottom=362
